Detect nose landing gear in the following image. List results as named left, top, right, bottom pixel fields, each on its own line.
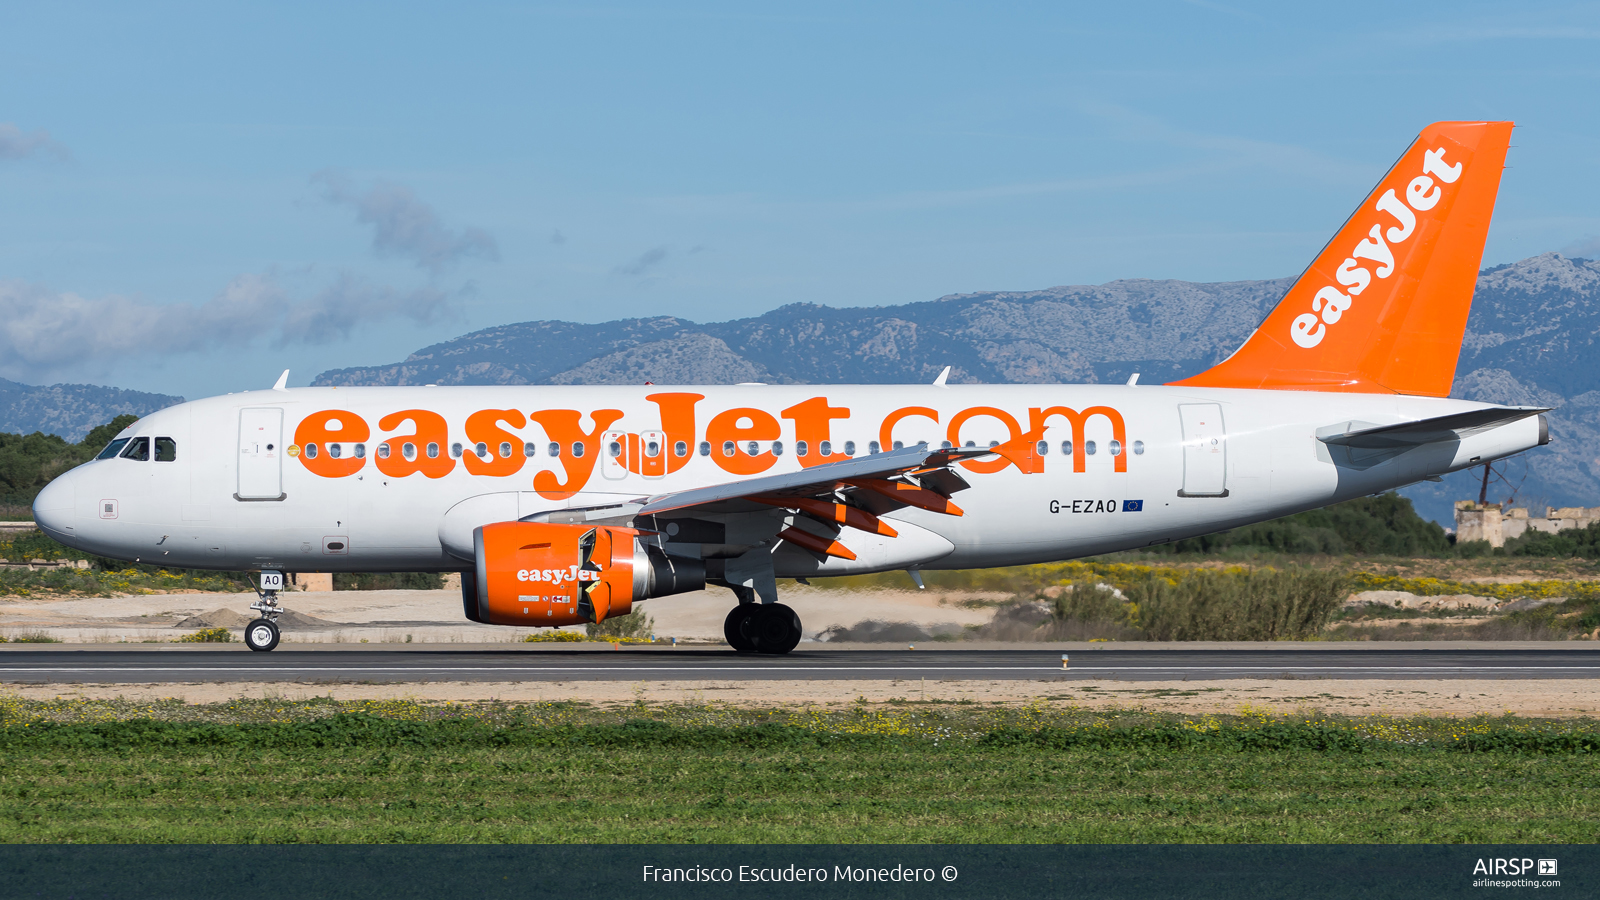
left=723, top=603, right=802, bottom=654
left=246, top=570, right=287, bottom=652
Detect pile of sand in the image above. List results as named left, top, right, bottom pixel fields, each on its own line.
left=174, top=608, right=341, bottom=629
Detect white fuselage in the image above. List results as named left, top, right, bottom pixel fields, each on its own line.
left=33, top=383, right=1540, bottom=576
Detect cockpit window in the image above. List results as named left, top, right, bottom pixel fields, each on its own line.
left=155, top=437, right=177, bottom=462
left=120, top=437, right=150, bottom=461
left=96, top=438, right=131, bottom=460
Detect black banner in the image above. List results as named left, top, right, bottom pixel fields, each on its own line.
left=0, top=844, right=1587, bottom=899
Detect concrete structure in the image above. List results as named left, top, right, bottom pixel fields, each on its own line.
left=1455, top=501, right=1600, bottom=547
left=289, top=572, right=334, bottom=591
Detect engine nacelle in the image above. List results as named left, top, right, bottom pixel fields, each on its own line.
left=468, top=522, right=704, bottom=627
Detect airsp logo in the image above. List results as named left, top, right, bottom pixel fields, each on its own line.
left=1472, top=858, right=1554, bottom=876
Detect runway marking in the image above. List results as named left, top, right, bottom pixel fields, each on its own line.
left=3, top=666, right=1600, bottom=675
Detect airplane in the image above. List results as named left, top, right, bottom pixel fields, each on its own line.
left=32, top=120, right=1545, bottom=653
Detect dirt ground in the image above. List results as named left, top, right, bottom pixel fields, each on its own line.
left=7, top=678, right=1598, bottom=717
left=0, top=586, right=999, bottom=644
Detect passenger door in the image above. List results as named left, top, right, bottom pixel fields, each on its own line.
left=237, top=408, right=285, bottom=500
left=1178, top=403, right=1228, bottom=497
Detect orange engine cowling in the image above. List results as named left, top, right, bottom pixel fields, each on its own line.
left=469, top=521, right=704, bottom=627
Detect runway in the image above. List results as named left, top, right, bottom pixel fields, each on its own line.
left=1, top=646, right=1598, bottom=683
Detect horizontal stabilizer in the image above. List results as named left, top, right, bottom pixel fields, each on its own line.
left=1318, top=407, right=1546, bottom=450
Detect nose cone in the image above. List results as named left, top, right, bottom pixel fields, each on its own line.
left=32, top=474, right=77, bottom=545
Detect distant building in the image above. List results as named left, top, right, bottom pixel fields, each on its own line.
left=1454, top=501, right=1600, bottom=547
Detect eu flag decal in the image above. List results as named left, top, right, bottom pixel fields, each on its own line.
left=1123, top=500, right=1144, bottom=512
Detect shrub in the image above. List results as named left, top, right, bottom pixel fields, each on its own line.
left=1131, top=567, right=1349, bottom=641
left=586, top=608, right=654, bottom=639
left=178, top=627, right=236, bottom=643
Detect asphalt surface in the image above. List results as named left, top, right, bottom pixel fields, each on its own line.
left=0, top=646, right=1598, bottom=683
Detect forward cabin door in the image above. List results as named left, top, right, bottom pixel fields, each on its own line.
left=237, top=408, right=285, bottom=500
left=1178, top=403, right=1228, bottom=498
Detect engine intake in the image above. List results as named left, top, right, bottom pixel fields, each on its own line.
left=469, top=522, right=704, bottom=627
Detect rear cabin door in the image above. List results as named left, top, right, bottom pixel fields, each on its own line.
left=237, top=408, right=284, bottom=499
left=1178, top=403, right=1228, bottom=498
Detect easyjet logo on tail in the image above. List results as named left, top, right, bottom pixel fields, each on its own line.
left=1291, top=146, right=1464, bottom=349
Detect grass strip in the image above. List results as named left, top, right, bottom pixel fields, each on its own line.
left=0, top=710, right=1595, bottom=843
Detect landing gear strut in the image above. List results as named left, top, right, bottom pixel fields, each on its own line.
left=246, top=570, right=286, bottom=652
left=723, top=603, right=802, bottom=655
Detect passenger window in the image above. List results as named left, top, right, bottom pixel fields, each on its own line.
left=451, top=443, right=463, bottom=458
left=425, top=442, right=438, bottom=459
left=1036, top=440, right=1048, bottom=456
left=1109, top=440, right=1122, bottom=457
left=305, top=443, right=319, bottom=459
left=354, top=443, right=366, bottom=459
left=1133, top=440, right=1145, bottom=455
left=329, top=443, right=343, bottom=459
left=1060, top=441, right=1072, bottom=456
left=401, top=442, right=416, bottom=460
left=819, top=440, right=832, bottom=456
left=548, top=442, right=561, bottom=457
left=745, top=440, right=759, bottom=456
left=795, top=440, right=808, bottom=457
left=608, top=441, right=622, bottom=458
left=771, top=441, right=783, bottom=457
left=155, top=437, right=177, bottom=462
left=869, top=441, right=880, bottom=454
left=1085, top=441, right=1097, bottom=456
left=378, top=444, right=391, bottom=459
left=500, top=442, right=513, bottom=459
left=97, top=438, right=130, bottom=460
left=645, top=440, right=660, bottom=458
left=721, top=441, right=735, bottom=457
left=698, top=441, right=710, bottom=457
left=474, top=442, right=488, bottom=458
left=571, top=442, right=585, bottom=458
left=524, top=442, right=536, bottom=458
left=120, top=437, right=150, bottom=461
left=844, top=441, right=856, bottom=456
left=674, top=441, right=688, bottom=458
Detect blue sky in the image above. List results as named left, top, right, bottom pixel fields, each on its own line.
left=2, top=1, right=1599, bottom=398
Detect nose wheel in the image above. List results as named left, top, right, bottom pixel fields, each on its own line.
left=723, top=603, right=802, bottom=654
left=245, top=618, right=280, bottom=652
left=247, top=570, right=288, bottom=652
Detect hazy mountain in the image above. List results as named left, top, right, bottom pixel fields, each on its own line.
left=0, top=378, right=183, bottom=442
left=314, top=252, right=1600, bottom=527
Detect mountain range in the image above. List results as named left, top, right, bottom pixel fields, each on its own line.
left=0, top=378, right=183, bottom=442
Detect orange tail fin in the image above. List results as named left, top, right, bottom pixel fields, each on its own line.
left=1169, top=121, right=1513, bottom=397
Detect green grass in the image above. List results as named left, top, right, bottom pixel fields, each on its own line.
left=0, top=699, right=1594, bottom=843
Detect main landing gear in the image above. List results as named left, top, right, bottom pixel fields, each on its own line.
left=246, top=570, right=287, bottom=652
left=723, top=603, right=802, bottom=655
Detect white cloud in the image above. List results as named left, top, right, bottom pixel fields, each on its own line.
left=0, top=122, right=69, bottom=161
left=0, top=273, right=455, bottom=381
left=313, top=172, right=498, bottom=272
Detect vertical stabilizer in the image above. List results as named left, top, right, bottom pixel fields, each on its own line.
left=1170, top=121, right=1513, bottom=396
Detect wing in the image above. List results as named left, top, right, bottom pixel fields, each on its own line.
left=632, top=445, right=988, bottom=561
